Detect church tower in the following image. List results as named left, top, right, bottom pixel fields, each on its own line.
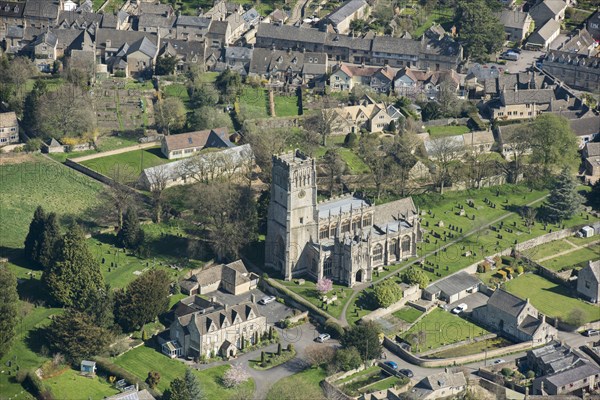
left=265, top=150, right=318, bottom=280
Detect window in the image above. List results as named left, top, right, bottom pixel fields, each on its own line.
left=351, top=218, right=361, bottom=232
left=329, top=225, right=336, bottom=237
left=401, top=236, right=411, bottom=252
left=362, top=215, right=371, bottom=227
left=319, top=227, right=328, bottom=240
left=372, top=244, right=383, bottom=264
left=341, top=220, right=350, bottom=233
left=299, top=217, right=304, bottom=224
left=323, top=257, right=333, bottom=277
left=390, top=239, right=398, bottom=258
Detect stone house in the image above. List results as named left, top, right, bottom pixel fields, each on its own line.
left=174, top=15, right=211, bottom=42
left=542, top=50, right=600, bottom=93
left=179, top=260, right=259, bottom=296
left=489, top=87, right=567, bottom=121
left=136, top=13, right=176, bottom=39
left=529, top=0, right=567, bottom=27
left=532, top=362, right=600, bottom=396
left=329, top=97, right=402, bottom=134
left=472, top=289, right=558, bottom=344
left=321, top=0, right=370, bottom=35
left=570, top=115, right=600, bottom=148
left=577, top=260, right=599, bottom=303
left=0, top=1, right=24, bottom=41
left=100, top=10, right=130, bottom=30
left=527, top=19, right=561, bottom=50
left=248, top=48, right=328, bottom=87
left=423, top=272, right=481, bottom=303
left=23, top=0, right=60, bottom=30
left=496, top=10, right=534, bottom=42
left=394, top=67, right=460, bottom=100
left=406, top=371, right=467, bottom=400
left=0, top=111, right=19, bottom=146
left=30, top=31, right=57, bottom=72
left=528, top=342, right=583, bottom=376
left=265, top=150, right=421, bottom=287
left=329, top=63, right=396, bottom=93
left=159, top=39, right=207, bottom=73
left=161, top=128, right=232, bottom=159
left=165, top=299, right=268, bottom=359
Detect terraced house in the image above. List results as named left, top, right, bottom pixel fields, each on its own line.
left=0, top=111, right=19, bottom=146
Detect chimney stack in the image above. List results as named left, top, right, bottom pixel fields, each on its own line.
left=251, top=293, right=256, bottom=303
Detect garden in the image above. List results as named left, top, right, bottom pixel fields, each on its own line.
left=426, top=125, right=470, bottom=139
left=266, top=366, right=328, bottom=400
left=79, top=146, right=173, bottom=179
left=278, top=279, right=354, bottom=320
left=333, top=365, right=409, bottom=396
left=249, top=343, right=296, bottom=370
left=538, top=246, right=599, bottom=272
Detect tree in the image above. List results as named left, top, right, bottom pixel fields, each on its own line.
left=403, top=266, right=430, bottom=289
left=22, top=80, right=47, bottom=134
left=187, top=182, right=257, bottom=261
left=37, top=213, right=61, bottom=269
left=42, top=226, right=104, bottom=307
left=340, top=322, right=382, bottom=362
left=243, top=126, right=294, bottom=183
left=46, top=310, right=111, bottom=363
left=305, top=109, right=340, bottom=146
left=155, top=55, right=177, bottom=75
left=544, top=168, right=585, bottom=222
left=520, top=206, right=537, bottom=234
left=37, top=84, right=96, bottom=139
left=589, top=180, right=600, bottom=211
left=105, top=166, right=138, bottom=229
left=388, top=135, right=418, bottom=197
left=454, top=0, right=504, bottom=62
left=155, top=97, right=186, bottom=135
left=117, top=208, right=145, bottom=250
left=438, top=78, right=459, bottom=117
left=373, top=280, right=403, bottom=308
left=527, top=114, right=579, bottom=173
left=187, top=106, right=231, bottom=131
left=304, top=344, right=336, bottom=368
left=142, top=164, right=171, bottom=223
left=0, top=266, right=18, bottom=359
left=165, top=369, right=205, bottom=400
left=215, top=69, right=242, bottom=102
left=222, top=364, right=251, bottom=388
left=188, top=83, right=219, bottom=108
left=427, top=136, right=465, bottom=194
left=334, top=347, right=362, bottom=372
left=146, top=371, right=161, bottom=389
left=322, top=148, right=346, bottom=197
left=115, top=269, right=171, bottom=332
left=24, top=206, right=46, bottom=264
left=358, top=135, right=392, bottom=199
left=316, top=277, right=333, bottom=296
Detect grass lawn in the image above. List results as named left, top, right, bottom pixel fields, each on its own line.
left=401, top=308, right=490, bottom=352
left=279, top=280, right=353, bottom=319
left=266, top=367, right=327, bottom=400
left=115, top=346, right=254, bottom=396
left=392, top=306, right=423, bottom=323
left=238, top=87, right=268, bottom=120
left=49, top=135, right=143, bottom=163
left=0, top=306, right=62, bottom=399
left=45, top=369, right=119, bottom=399
left=503, top=274, right=600, bottom=324
left=0, top=155, right=103, bottom=250
left=274, top=95, right=299, bottom=117
left=163, top=83, right=190, bottom=104
left=412, top=7, right=453, bottom=38
left=124, top=79, right=155, bottom=91
left=425, top=337, right=514, bottom=359
left=426, top=125, right=470, bottom=138
left=360, top=375, right=406, bottom=393
left=335, top=365, right=380, bottom=385
left=540, top=246, right=599, bottom=271
left=80, top=146, right=171, bottom=179
left=530, top=239, right=577, bottom=261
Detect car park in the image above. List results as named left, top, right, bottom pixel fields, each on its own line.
left=315, top=333, right=331, bottom=342
left=258, top=295, right=276, bottom=305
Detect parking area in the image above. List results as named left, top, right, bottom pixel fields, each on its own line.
left=445, top=291, right=490, bottom=316
left=210, top=288, right=293, bottom=326
left=498, top=48, right=545, bottom=72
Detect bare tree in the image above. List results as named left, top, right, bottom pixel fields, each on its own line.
left=305, top=109, right=341, bottom=146
left=243, top=126, right=295, bottom=183
left=502, top=125, right=531, bottom=184
left=142, top=164, right=172, bottom=223
left=520, top=206, right=537, bottom=234
left=154, top=97, right=186, bottom=135
left=427, top=136, right=465, bottom=194
left=321, top=148, right=346, bottom=197
left=106, top=164, right=138, bottom=228
left=38, top=84, right=96, bottom=139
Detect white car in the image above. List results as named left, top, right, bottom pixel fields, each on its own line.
left=258, top=295, right=276, bottom=305
left=493, top=359, right=506, bottom=365
left=451, top=303, right=468, bottom=314
left=316, top=333, right=331, bottom=343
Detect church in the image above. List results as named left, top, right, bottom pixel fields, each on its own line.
left=265, top=150, right=421, bottom=287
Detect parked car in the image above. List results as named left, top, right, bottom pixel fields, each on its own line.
left=500, top=51, right=519, bottom=61
left=315, top=333, right=331, bottom=343
left=399, top=368, right=414, bottom=378
left=258, top=295, right=276, bottom=305
left=383, top=361, right=398, bottom=370
left=583, top=329, right=600, bottom=337
left=493, top=359, right=506, bottom=365
left=452, top=303, right=468, bottom=314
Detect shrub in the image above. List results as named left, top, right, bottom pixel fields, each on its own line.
left=24, top=138, right=43, bottom=152
left=223, top=364, right=250, bottom=388
left=344, top=131, right=358, bottom=148
left=324, top=319, right=345, bottom=339
left=94, top=357, right=148, bottom=390
left=516, top=265, right=524, bottom=275
left=23, top=370, right=54, bottom=400
left=287, top=343, right=294, bottom=352
left=146, top=371, right=160, bottom=389
left=501, top=368, right=513, bottom=377
left=477, top=262, right=491, bottom=273
left=526, top=370, right=535, bottom=379
left=114, top=71, right=126, bottom=78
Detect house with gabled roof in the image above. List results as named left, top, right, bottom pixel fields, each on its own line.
left=179, top=260, right=259, bottom=296
left=0, top=111, right=19, bottom=146
left=321, top=0, right=369, bottom=34
left=329, top=63, right=396, bottom=92
left=165, top=298, right=268, bottom=359
left=0, top=1, right=25, bottom=41
left=161, top=128, right=232, bottom=159
left=472, top=289, right=558, bottom=344
left=405, top=370, right=467, bottom=400
left=577, top=260, right=600, bottom=303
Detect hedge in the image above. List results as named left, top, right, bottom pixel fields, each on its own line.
left=324, top=318, right=345, bottom=339
left=23, top=370, right=55, bottom=400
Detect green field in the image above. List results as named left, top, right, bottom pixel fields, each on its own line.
left=504, top=274, right=600, bottom=324
left=530, top=239, right=577, bottom=261
left=540, top=246, right=599, bottom=271
left=45, top=369, right=119, bottom=399
left=274, top=95, right=300, bottom=117
left=426, top=337, right=513, bottom=359
left=392, top=306, right=423, bottom=323
left=0, top=155, right=103, bottom=251
left=401, top=308, right=490, bottom=352
left=115, top=346, right=254, bottom=396
left=80, top=147, right=171, bottom=179
left=426, top=125, right=470, bottom=138
left=163, top=83, right=190, bottom=105
left=238, top=87, right=269, bottom=120
left=266, top=367, right=327, bottom=400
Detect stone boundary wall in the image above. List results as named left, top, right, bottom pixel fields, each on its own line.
left=383, top=336, right=537, bottom=368
left=361, top=286, right=422, bottom=323
left=64, top=158, right=114, bottom=186
left=417, top=333, right=497, bottom=358
left=423, top=117, right=470, bottom=127
left=69, top=141, right=160, bottom=162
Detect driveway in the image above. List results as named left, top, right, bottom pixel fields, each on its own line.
left=497, top=49, right=545, bottom=73
left=445, top=292, right=490, bottom=317
left=211, top=288, right=292, bottom=326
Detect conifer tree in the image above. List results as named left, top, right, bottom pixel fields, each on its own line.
left=545, top=168, right=585, bottom=222
left=0, top=266, right=18, bottom=359
left=24, top=206, right=46, bottom=264
left=117, top=208, right=145, bottom=250
left=37, top=212, right=61, bottom=269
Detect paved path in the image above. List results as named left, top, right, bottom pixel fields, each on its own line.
left=288, top=0, right=310, bottom=25
left=536, top=239, right=600, bottom=263
left=340, top=193, right=549, bottom=325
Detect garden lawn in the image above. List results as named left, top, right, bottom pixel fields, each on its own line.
left=0, top=155, right=103, bottom=250
left=335, top=365, right=379, bottom=385
left=425, top=337, right=514, bottom=359
left=392, top=306, right=423, bottom=323
left=540, top=246, right=600, bottom=271
left=45, top=369, right=119, bottom=399
left=426, top=125, right=470, bottom=138
left=163, top=83, right=190, bottom=105
left=115, top=346, right=254, bottom=396
left=48, top=135, right=143, bottom=163
left=503, top=274, right=600, bottom=324
left=530, top=239, right=577, bottom=261
left=274, top=94, right=300, bottom=117
left=360, top=376, right=406, bottom=393
left=0, top=306, right=62, bottom=399
left=401, top=308, right=490, bottom=352
left=80, top=146, right=172, bottom=178
left=266, top=367, right=327, bottom=400
left=238, top=87, right=268, bottom=120
left=279, top=280, right=353, bottom=319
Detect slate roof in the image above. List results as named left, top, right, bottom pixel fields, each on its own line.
left=242, top=8, right=259, bottom=24
left=326, top=0, right=367, bottom=26
left=487, top=289, right=527, bottom=317
left=422, top=371, right=466, bottom=391
left=106, top=389, right=156, bottom=400
left=496, top=10, right=531, bottom=29
left=127, top=36, right=158, bottom=58
left=373, top=197, right=417, bottom=226
left=249, top=48, right=327, bottom=76
left=424, top=272, right=481, bottom=298
left=530, top=0, right=567, bottom=22
left=518, top=314, right=542, bottom=336
left=585, top=142, right=600, bottom=157
left=558, top=28, right=598, bottom=55
left=176, top=15, right=211, bottom=28
left=225, top=46, right=253, bottom=61
left=462, top=131, right=495, bottom=146
left=101, top=11, right=129, bottom=28
left=372, top=36, right=420, bottom=56
left=57, top=10, right=103, bottom=28
left=500, top=88, right=556, bottom=106
left=318, top=196, right=370, bottom=219
left=569, top=116, right=600, bottom=137
left=138, top=13, right=175, bottom=29
left=0, top=1, right=24, bottom=18
left=23, top=0, right=59, bottom=19
left=96, top=28, right=158, bottom=49
left=582, top=260, right=600, bottom=283
left=31, top=31, right=58, bottom=47
left=257, top=23, right=327, bottom=45
left=160, top=39, right=206, bottom=62
left=138, top=2, right=173, bottom=16
left=529, top=19, right=560, bottom=44
left=0, top=111, right=18, bottom=127
left=543, top=362, right=600, bottom=387
left=209, top=20, right=230, bottom=36
left=163, top=128, right=231, bottom=152
left=180, top=301, right=262, bottom=335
